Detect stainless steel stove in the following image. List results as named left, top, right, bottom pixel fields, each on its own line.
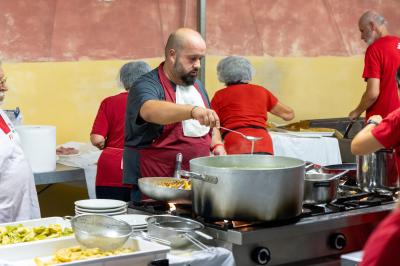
left=128, top=191, right=396, bottom=266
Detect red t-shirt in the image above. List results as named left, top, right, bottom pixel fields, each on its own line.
left=360, top=209, right=400, bottom=266
left=363, top=35, right=400, bottom=120
left=372, top=108, right=400, bottom=173
left=91, top=92, right=131, bottom=187
left=211, top=83, right=278, bottom=154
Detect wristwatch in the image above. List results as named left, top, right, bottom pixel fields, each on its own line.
left=366, top=119, right=379, bottom=126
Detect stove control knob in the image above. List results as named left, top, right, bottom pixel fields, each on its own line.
left=251, top=247, right=271, bottom=265
left=329, top=233, right=347, bottom=250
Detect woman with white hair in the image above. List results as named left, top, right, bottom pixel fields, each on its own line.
left=211, top=56, right=294, bottom=154
left=91, top=61, right=151, bottom=201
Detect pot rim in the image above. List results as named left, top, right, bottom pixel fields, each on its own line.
left=190, top=154, right=305, bottom=171
left=146, top=215, right=204, bottom=233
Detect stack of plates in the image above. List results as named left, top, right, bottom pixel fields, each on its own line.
left=113, top=214, right=149, bottom=230
left=74, top=199, right=128, bottom=216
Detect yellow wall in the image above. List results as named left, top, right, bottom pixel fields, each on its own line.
left=3, top=56, right=366, bottom=143
left=206, top=56, right=366, bottom=124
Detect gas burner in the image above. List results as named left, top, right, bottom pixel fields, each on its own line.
left=194, top=216, right=302, bottom=230
left=340, top=194, right=394, bottom=207
left=129, top=200, right=170, bottom=214
left=302, top=204, right=328, bottom=215
left=301, top=191, right=396, bottom=217
left=129, top=200, right=193, bottom=216
left=128, top=191, right=396, bottom=232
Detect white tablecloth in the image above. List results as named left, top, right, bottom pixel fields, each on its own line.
left=168, top=246, right=235, bottom=266
left=57, top=142, right=101, bottom=199
left=270, top=132, right=342, bottom=166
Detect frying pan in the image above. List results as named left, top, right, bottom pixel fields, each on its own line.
left=138, top=177, right=191, bottom=204
left=321, top=163, right=356, bottom=176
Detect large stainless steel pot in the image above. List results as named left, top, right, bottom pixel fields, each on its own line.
left=356, top=149, right=399, bottom=192
left=189, top=155, right=305, bottom=221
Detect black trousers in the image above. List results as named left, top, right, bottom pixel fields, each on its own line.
left=95, top=186, right=131, bottom=202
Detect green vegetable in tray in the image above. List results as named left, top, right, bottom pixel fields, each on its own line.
left=0, top=224, right=73, bottom=245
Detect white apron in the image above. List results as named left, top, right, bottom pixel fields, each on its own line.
left=0, top=110, right=40, bottom=222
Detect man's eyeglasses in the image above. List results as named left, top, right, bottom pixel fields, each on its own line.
left=0, top=77, right=7, bottom=86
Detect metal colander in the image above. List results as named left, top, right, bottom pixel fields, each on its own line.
left=71, top=214, right=132, bottom=250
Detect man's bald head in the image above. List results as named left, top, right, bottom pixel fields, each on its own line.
left=163, top=28, right=206, bottom=86
left=164, top=28, right=205, bottom=57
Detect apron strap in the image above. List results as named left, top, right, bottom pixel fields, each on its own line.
left=221, top=125, right=266, bottom=139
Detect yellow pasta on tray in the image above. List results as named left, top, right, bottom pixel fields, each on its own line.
left=34, top=245, right=134, bottom=265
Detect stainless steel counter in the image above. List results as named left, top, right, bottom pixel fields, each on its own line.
left=204, top=203, right=395, bottom=266
left=33, top=163, right=85, bottom=185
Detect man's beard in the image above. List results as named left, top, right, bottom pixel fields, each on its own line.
left=174, top=61, right=198, bottom=86
left=181, top=71, right=197, bottom=85
left=365, top=30, right=378, bottom=45
left=0, top=92, right=4, bottom=106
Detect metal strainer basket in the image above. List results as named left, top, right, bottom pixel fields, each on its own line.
left=71, top=214, right=132, bottom=250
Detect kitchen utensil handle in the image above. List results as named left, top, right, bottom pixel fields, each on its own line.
left=329, top=170, right=351, bottom=180
left=181, top=170, right=218, bottom=184
left=343, top=121, right=354, bottom=139
left=140, top=232, right=171, bottom=246
left=313, top=182, right=331, bottom=188
left=174, top=153, right=183, bottom=178
left=184, top=233, right=210, bottom=251
left=194, top=230, right=213, bottom=240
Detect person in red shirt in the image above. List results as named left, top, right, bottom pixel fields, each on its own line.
left=358, top=206, right=400, bottom=266
left=211, top=56, right=294, bottom=154
left=351, top=66, right=400, bottom=174
left=351, top=67, right=400, bottom=266
left=91, top=61, right=151, bottom=201
left=349, top=10, right=400, bottom=122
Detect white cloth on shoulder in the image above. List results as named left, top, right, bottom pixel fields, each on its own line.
left=175, top=84, right=210, bottom=137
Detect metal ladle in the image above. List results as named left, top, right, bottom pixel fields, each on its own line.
left=219, top=126, right=263, bottom=154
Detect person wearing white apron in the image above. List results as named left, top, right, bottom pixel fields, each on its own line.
left=0, top=64, right=40, bottom=222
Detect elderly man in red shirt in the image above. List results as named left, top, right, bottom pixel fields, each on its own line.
left=349, top=10, right=400, bottom=121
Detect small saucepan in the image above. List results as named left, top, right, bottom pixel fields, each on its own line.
left=304, top=170, right=349, bottom=204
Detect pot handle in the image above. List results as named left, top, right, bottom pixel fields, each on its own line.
left=313, top=182, right=331, bottom=188
left=194, top=230, right=213, bottom=240
left=180, top=170, right=218, bottom=184
left=184, top=233, right=211, bottom=251
left=329, top=170, right=350, bottom=180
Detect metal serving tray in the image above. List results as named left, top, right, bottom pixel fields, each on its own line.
left=0, top=236, right=170, bottom=266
